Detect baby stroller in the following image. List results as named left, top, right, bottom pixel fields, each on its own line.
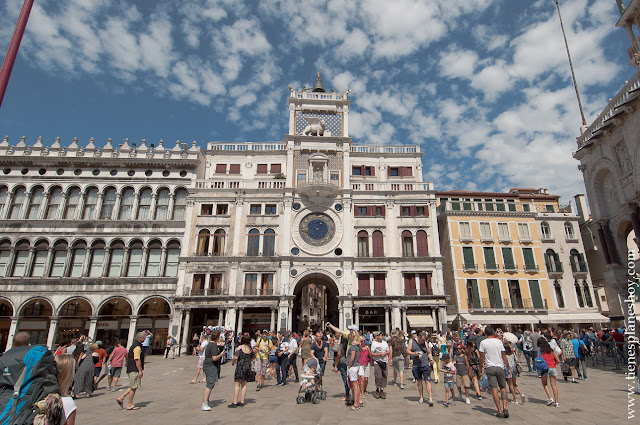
left=296, top=358, right=326, bottom=404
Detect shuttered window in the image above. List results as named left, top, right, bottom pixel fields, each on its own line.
left=373, top=274, right=386, bottom=296
left=487, top=280, right=502, bottom=308
left=463, top=247, right=475, bottom=268
left=502, top=247, right=515, bottom=269
left=229, top=164, right=241, bottom=174
left=215, top=164, right=227, bottom=173
left=358, top=274, right=370, bottom=296
left=523, top=248, right=536, bottom=270
left=403, top=273, right=417, bottom=295
left=467, top=279, right=480, bottom=308
left=419, top=273, right=432, bottom=295
left=484, top=247, right=496, bottom=269
left=271, top=164, right=282, bottom=173
left=257, top=164, right=268, bottom=174
left=529, top=280, right=543, bottom=308
left=416, top=230, right=428, bottom=257
left=372, top=230, right=384, bottom=257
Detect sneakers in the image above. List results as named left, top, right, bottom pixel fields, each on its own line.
left=400, top=384, right=405, bottom=389
left=237, top=402, right=244, bottom=407
left=503, top=409, right=509, bottom=418
left=521, top=394, right=526, bottom=404
left=452, top=401, right=456, bottom=406
left=496, top=412, right=505, bottom=418
left=476, top=394, right=483, bottom=400
left=428, top=399, right=434, bottom=407
left=465, top=398, right=470, bottom=405
left=571, top=379, right=579, bottom=384
left=228, top=403, right=238, bottom=408
left=201, top=402, right=211, bottom=411
left=546, top=398, right=555, bottom=406
left=444, top=402, right=450, bottom=407
left=510, top=400, right=519, bottom=404
left=554, top=402, right=559, bottom=408
left=107, top=386, right=111, bottom=391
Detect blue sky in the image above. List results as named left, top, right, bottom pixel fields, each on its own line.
left=0, top=0, right=634, bottom=203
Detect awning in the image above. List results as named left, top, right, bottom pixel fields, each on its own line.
left=535, top=313, right=610, bottom=324
left=407, top=315, right=435, bottom=328
left=458, top=313, right=539, bottom=325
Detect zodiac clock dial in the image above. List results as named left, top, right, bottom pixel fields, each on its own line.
left=299, top=213, right=336, bottom=246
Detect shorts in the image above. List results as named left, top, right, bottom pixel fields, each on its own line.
left=456, top=374, right=470, bottom=388
left=444, top=381, right=455, bottom=389
left=469, top=365, right=481, bottom=378
left=94, top=367, right=102, bottom=378
left=202, top=364, right=219, bottom=389
left=541, top=367, right=558, bottom=377
left=127, top=371, right=142, bottom=390
left=566, top=358, right=578, bottom=368
left=412, top=366, right=432, bottom=382
left=257, top=359, right=269, bottom=376
left=269, top=354, right=277, bottom=363
left=197, top=356, right=205, bottom=368
left=348, top=366, right=359, bottom=382
left=392, top=356, right=405, bottom=372
left=110, top=366, right=123, bottom=378
left=358, top=364, right=370, bottom=378
left=485, top=366, right=507, bottom=390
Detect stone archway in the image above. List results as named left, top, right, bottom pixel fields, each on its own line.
left=0, top=298, right=14, bottom=352
left=137, top=297, right=172, bottom=354
left=291, top=272, right=340, bottom=334
left=18, top=298, right=54, bottom=345
left=57, top=297, right=94, bottom=344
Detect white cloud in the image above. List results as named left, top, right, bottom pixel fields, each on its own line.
left=439, top=47, right=478, bottom=79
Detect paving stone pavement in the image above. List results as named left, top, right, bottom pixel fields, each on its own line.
left=75, top=355, right=633, bottom=425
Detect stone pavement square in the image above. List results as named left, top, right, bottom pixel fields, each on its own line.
left=76, top=355, right=633, bottom=425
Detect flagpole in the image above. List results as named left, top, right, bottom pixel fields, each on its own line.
left=0, top=0, right=35, bottom=110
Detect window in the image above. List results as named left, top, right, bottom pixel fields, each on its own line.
left=554, top=281, right=565, bottom=308
left=173, top=189, right=188, bottom=220
left=247, top=229, right=260, bottom=255
left=100, top=187, right=117, bottom=219
left=401, top=206, right=411, bottom=217
left=502, top=247, right=516, bottom=271
left=419, top=273, right=432, bottom=295
left=358, top=206, right=368, bottom=216
left=69, top=242, right=87, bottom=277
left=389, top=167, right=399, bottom=176
left=216, top=204, right=228, bottom=215
left=388, top=166, right=412, bottom=177
left=474, top=199, right=483, bottom=211
left=352, top=165, right=374, bottom=176
left=260, top=273, right=274, bottom=295
left=0, top=240, right=9, bottom=276
left=357, top=230, right=369, bottom=257
left=575, top=281, right=584, bottom=307
left=30, top=241, right=49, bottom=277
left=352, top=166, right=362, bottom=176
left=9, top=187, right=26, bottom=219
left=82, top=187, right=99, bottom=220
left=403, top=273, right=417, bottom=295
left=466, top=279, right=480, bottom=309
left=372, top=230, right=384, bottom=257
left=358, top=274, right=370, bottom=296
left=450, top=198, right=460, bottom=210
left=265, top=204, right=277, bottom=215
left=517, top=223, right=530, bottom=241
left=164, top=242, right=180, bottom=277
left=27, top=186, right=44, bottom=219
left=145, top=242, right=162, bottom=277
left=250, top=204, right=262, bottom=215
left=256, top=164, right=268, bottom=174
left=401, top=230, right=414, bottom=257
left=497, top=223, right=510, bottom=240
left=196, top=230, right=210, bottom=256
left=564, top=222, right=575, bottom=239
left=484, top=247, right=497, bottom=270
left=118, top=188, right=135, bottom=220
left=107, top=242, right=124, bottom=277
left=583, top=282, right=593, bottom=307
left=479, top=222, right=492, bottom=240
left=88, top=242, right=105, bottom=277
left=529, top=280, right=543, bottom=308
left=522, top=248, right=536, bottom=270
left=462, top=198, right=472, bottom=211
left=496, top=200, right=506, bottom=211
left=545, top=249, right=562, bottom=272
left=244, top=274, right=258, bottom=295
left=508, top=280, right=523, bottom=308
left=484, top=199, right=494, bottom=211
left=215, top=164, right=227, bottom=174
left=64, top=187, right=81, bottom=220
left=463, top=247, right=475, bottom=270
left=545, top=204, right=554, bottom=212
left=201, top=204, right=213, bottom=215
left=137, top=188, right=152, bottom=220
left=540, top=222, right=551, bottom=239
left=415, top=206, right=425, bottom=216
left=229, top=164, right=241, bottom=174
left=263, top=229, right=275, bottom=256
left=376, top=206, right=385, bottom=216
left=487, top=280, right=502, bottom=308
left=50, top=241, right=68, bottom=277
left=155, top=189, right=170, bottom=220
left=213, top=229, right=225, bottom=255
left=459, top=222, right=472, bottom=240
left=11, top=241, right=29, bottom=277
left=374, top=274, right=386, bottom=296
left=522, top=204, right=530, bottom=212
left=126, top=242, right=143, bottom=277
left=570, top=249, right=586, bottom=272
left=416, top=230, right=428, bottom=257
left=507, top=200, right=516, bottom=211
left=210, top=274, right=223, bottom=295
left=192, top=274, right=206, bottom=295
left=0, top=186, right=7, bottom=217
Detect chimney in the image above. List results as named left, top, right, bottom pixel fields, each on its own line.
left=574, top=194, right=589, bottom=224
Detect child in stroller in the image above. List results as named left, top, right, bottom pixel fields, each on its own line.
left=296, top=358, right=327, bottom=404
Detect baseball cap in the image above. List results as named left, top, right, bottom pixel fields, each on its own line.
left=411, top=330, right=417, bottom=335
left=373, top=331, right=381, bottom=337
left=347, top=325, right=358, bottom=331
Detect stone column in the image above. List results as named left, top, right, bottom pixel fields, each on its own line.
left=24, top=247, right=36, bottom=278
left=597, top=225, right=613, bottom=264
left=338, top=302, right=345, bottom=330
left=44, top=247, right=54, bottom=278
left=225, top=308, right=237, bottom=331
left=167, top=194, right=175, bottom=220
left=402, top=308, right=407, bottom=334
left=46, top=316, right=59, bottom=350
left=88, top=316, right=98, bottom=341
left=391, top=306, right=400, bottom=330
left=128, top=316, right=139, bottom=348
left=270, top=308, right=276, bottom=331
left=130, top=194, right=140, bottom=220
left=237, top=308, right=244, bottom=334
left=171, top=308, right=184, bottom=356
left=631, top=209, right=640, bottom=250
left=431, top=309, right=438, bottom=331
left=5, top=317, right=19, bottom=350
left=287, top=304, right=292, bottom=332
left=149, top=194, right=158, bottom=220
left=95, top=193, right=105, bottom=219
left=5, top=247, right=16, bottom=277
left=120, top=247, right=130, bottom=277
left=20, top=191, right=32, bottom=220
left=384, top=308, right=390, bottom=335
left=39, top=192, right=50, bottom=220
left=76, top=190, right=87, bottom=220
left=277, top=304, right=287, bottom=332
left=218, top=309, right=225, bottom=327
left=113, top=193, right=122, bottom=220
left=354, top=308, right=360, bottom=328
left=180, top=310, right=192, bottom=354
left=2, top=191, right=14, bottom=219
left=140, top=247, right=149, bottom=277
left=80, top=247, right=91, bottom=277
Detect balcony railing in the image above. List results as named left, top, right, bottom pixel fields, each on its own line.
left=439, top=200, right=535, bottom=214
left=524, top=264, right=539, bottom=272
left=504, top=263, right=518, bottom=272
left=350, top=145, right=420, bottom=154
left=540, top=234, right=554, bottom=242
left=571, top=261, right=588, bottom=273
left=463, top=263, right=478, bottom=272
left=545, top=261, right=563, bottom=274
left=467, top=298, right=548, bottom=311
left=243, top=288, right=275, bottom=296
left=183, top=288, right=223, bottom=296
left=485, top=263, right=499, bottom=272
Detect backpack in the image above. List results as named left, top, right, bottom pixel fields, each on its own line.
left=534, top=348, right=549, bottom=374
left=0, top=346, right=59, bottom=425
left=431, top=343, right=441, bottom=358
left=32, top=393, right=64, bottom=425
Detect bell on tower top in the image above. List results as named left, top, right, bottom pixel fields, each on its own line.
left=312, top=71, right=326, bottom=92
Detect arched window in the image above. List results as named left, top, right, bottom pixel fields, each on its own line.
left=213, top=229, right=225, bottom=256
left=164, top=241, right=180, bottom=277
left=45, top=187, right=63, bottom=220
left=401, top=230, right=414, bottom=257
left=9, top=186, right=26, bottom=219
left=27, top=186, right=44, bottom=219
left=247, top=229, right=260, bottom=256
left=126, top=241, right=144, bottom=277
left=69, top=241, right=87, bottom=277
left=416, top=230, right=428, bottom=257
left=372, top=230, right=384, bottom=257
left=118, top=188, right=134, bottom=220
left=107, top=241, right=125, bottom=277
left=0, top=240, right=11, bottom=276
left=564, top=222, right=575, bottom=238
left=50, top=240, right=68, bottom=277
left=196, top=230, right=210, bottom=256
left=64, top=187, right=81, bottom=220
left=583, top=282, right=593, bottom=307
left=30, top=240, right=49, bottom=277
left=88, top=241, right=106, bottom=277
left=145, top=240, right=162, bottom=277
left=540, top=222, right=551, bottom=239
left=137, top=188, right=152, bottom=220
left=357, top=230, right=369, bottom=257
left=575, top=281, right=584, bottom=307
left=155, top=188, right=170, bottom=220
left=0, top=186, right=7, bottom=217
left=11, top=240, right=29, bottom=277
left=544, top=249, right=561, bottom=272
left=100, top=187, right=117, bottom=219
left=172, top=188, right=187, bottom=220
left=263, top=229, right=275, bottom=256
left=82, top=187, right=99, bottom=219
left=570, top=249, right=586, bottom=272
left=554, top=281, right=565, bottom=308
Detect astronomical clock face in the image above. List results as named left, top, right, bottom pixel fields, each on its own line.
left=299, top=213, right=336, bottom=246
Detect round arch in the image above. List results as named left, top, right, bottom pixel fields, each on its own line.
left=290, top=270, right=341, bottom=334
left=616, top=219, right=636, bottom=260
left=0, top=297, right=15, bottom=352
left=17, top=297, right=54, bottom=345
left=136, top=296, right=172, bottom=354
left=56, top=297, right=94, bottom=343
left=96, top=297, right=133, bottom=344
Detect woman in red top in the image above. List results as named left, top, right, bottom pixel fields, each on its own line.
left=538, top=339, right=560, bottom=408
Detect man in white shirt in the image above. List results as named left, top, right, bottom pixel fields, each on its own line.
left=370, top=331, right=390, bottom=399
left=479, top=328, right=510, bottom=419
left=275, top=332, right=290, bottom=386
left=190, top=336, right=208, bottom=384
left=287, top=333, right=299, bottom=383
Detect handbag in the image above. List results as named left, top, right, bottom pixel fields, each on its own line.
left=534, top=348, right=549, bottom=373
left=479, top=372, right=490, bottom=390
left=247, top=370, right=256, bottom=382
left=515, top=359, right=522, bottom=377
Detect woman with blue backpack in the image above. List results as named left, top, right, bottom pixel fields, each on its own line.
left=536, top=338, right=560, bottom=408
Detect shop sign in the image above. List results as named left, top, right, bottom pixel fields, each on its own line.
left=407, top=309, right=432, bottom=315
left=245, top=314, right=270, bottom=321
left=85, top=321, right=118, bottom=330
left=155, top=319, right=170, bottom=328
left=137, top=318, right=153, bottom=329
left=18, top=321, right=47, bottom=330
left=361, top=309, right=382, bottom=316
left=59, top=319, right=83, bottom=328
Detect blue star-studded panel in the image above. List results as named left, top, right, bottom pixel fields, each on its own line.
left=299, top=213, right=336, bottom=246
left=295, top=112, right=343, bottom=136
